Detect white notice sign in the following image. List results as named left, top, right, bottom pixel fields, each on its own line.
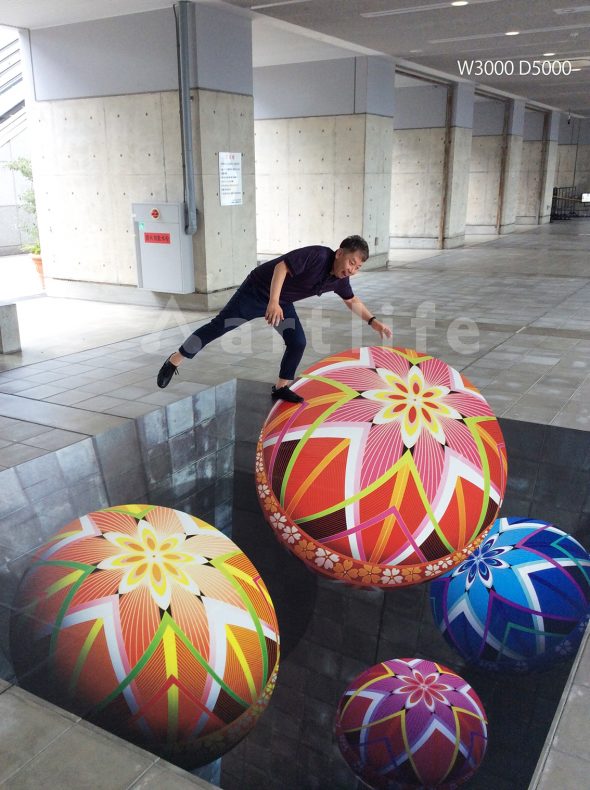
left=218, top=152, right=243, bottom=206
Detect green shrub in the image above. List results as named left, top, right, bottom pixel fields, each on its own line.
left=5, top=157, right=41, bottom=254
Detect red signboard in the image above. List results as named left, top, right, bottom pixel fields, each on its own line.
left=144, top=232, right=171, bottom=244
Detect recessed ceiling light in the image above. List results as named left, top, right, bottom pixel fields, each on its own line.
left=554, top=5, right=590, bottom=14
left=543, top=52, right=556, bottom=56
left=361, top=0, right=496, bottom=18
left=250, top=0, right=309, bottom=9
left=505, top=31, right=520, bottom=36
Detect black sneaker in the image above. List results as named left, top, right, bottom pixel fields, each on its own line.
left=271, top=385, right=304, bottom=404
left=157, top=357, right=179, bottom=389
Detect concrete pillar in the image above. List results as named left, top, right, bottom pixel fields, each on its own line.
left=19, top=3, right=256, bottom=307
left=254, top=56, right=394, bottom=269
left=538, top=111, right=560, bottom=224
left=466, top=96, right=505, bottom=235
left=441, top=83, right=474, bottom=249
left=390, top=81, right=448, bottom=249
left=498, top=100, right=525, bottom=234
left=391, top=81, right=473, bottom=250
left=516, top=109, right=547, bottom=225
left=0, top=303, right=21, bottom=353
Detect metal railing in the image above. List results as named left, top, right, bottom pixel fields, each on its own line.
left=551, top=186, right=590, bottom=221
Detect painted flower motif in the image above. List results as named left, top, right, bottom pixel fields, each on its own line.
left=295, top=539, right=317, bottom=561
left=401, top=566, right=422, bottom=584
left=425, top=562, right=442, bottom=577
left=361, top=365, right=461, bottom=448
left=263, top=498, right=275, bottom=512
left=255, top=455, right=264, bottom=473
left=452, top=532, right=512, bottom=589
left=255, top=471, right=266, bottom=484
left=257, top=483, right=271, bottom=499
left=282, top=525, right=301, bottom=544
left=381, top=567, right=403, bottom=585
left=357, top=564, right=383, bottom=585
left=334, top=559, right=359, bottom=580
left=270, top=512, right=288, bottom=531
left=97, top=520, right=203, bottom=610
left=314, top=547, right=339, bottom=569
left=394, top=669, right=453, bottom=711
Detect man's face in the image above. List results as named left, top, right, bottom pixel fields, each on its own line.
left=334, top=248, right=365, bottom=278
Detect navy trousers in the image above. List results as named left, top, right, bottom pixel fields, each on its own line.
left=179, top=278, right=306, bottom=380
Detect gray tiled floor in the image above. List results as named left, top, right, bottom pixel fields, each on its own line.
left=1, top=219, right=590, bottom=787
left=1, top=220, right=590, bottom=470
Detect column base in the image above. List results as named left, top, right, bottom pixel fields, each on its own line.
left=442, top=234, right=465, bottom=249
left=45, top=278, right=238, bottom=311
left=465, top=224, right=497, bottom=234
left=389, top=236, right=441, bottom=250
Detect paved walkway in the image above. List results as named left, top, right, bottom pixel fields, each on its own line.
left=1, top=222, right=590, bottom=470
left=1, top=222, right=590, bottom=787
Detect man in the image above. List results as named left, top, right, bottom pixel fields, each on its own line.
left=157, top=235, right=392, bottom=402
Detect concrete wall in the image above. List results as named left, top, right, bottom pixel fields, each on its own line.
left=390, top=83, right=448, bottom=248
left=31, top=89, right=255, bottom=292
left=255, top=113, right=391, bottom=258
left=556, top=117, right=590, bottom=190
left=253, top=56, right=394, bottom=263
left=29, top=5, right=253, bottom=100
left=443, top=125, right=473, bottom=245
left=21, top=5, right=256, bottom=298
left=516, top=110, right=547, bottom=223
left=389, top=128, right=445, bottom=246
left=517, top=140, right=544, bottom=223
left=393, top=84, right=447, bottom=129
left=466, top=99, right=505, bottom=231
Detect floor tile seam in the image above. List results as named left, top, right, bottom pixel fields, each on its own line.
left=387, top=263, right=590, bottom=281
left=0, top=713, right=81, bottom=783
left=549, top=391, right=580, bottom=427
left=124, top=759, right=166, bottom=789
left=0, top=390, right=136, bottom=423
left=0, top=316, right=214, bottom=379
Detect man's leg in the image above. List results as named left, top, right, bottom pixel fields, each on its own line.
left=157, top=281, right=264, bottom=388
left=271, top=305, right=306, bottom=403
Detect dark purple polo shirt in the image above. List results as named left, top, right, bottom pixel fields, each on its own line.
left=248, top=245, right=354, bottom=304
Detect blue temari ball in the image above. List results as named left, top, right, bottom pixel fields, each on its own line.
left=430, top=517, right=590, bottom=672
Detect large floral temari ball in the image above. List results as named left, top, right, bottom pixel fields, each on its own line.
left=430, top=517, right=590, bottom=672
left=256, top=347, right=507, bottom=587
left=335, top=657, right=488, bottom=789
left=10, top=505, right=280, bottom=766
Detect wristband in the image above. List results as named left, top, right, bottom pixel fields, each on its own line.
left=368, top=316, right=377, bottom=326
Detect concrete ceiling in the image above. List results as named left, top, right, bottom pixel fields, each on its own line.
left=0, top=0, right=588, bottom=115
left=229, top=0, right=590, bottom=116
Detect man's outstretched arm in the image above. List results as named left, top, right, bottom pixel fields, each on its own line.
left=343, top=296, right=393, bottom=340
left=266, top=261, right=289, bottom=326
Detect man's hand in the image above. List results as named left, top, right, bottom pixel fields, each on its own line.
left=371, top=320, right=393, bottom=340
left=265, top=301, right=284, bottom=327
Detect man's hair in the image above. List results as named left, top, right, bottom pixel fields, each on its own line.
left=340, top=235, right=369, bottom=261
